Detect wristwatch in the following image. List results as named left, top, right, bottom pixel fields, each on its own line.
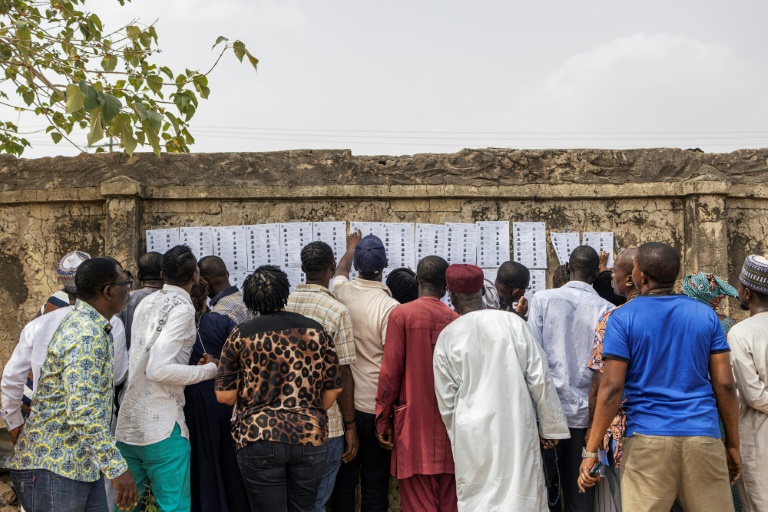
left=582, top=447, right=598, bottom=459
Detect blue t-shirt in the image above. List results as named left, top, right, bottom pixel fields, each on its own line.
left=602, top=294, right=729, bottom=438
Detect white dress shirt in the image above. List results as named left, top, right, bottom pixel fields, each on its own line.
left=115, top=284, right=217, bottom=446
left=1, top=306, right=128, bottom=431
left=527, top=280, right=613, bottom=428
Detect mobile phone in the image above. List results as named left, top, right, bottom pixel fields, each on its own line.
left=588, top=461, right=604, bottom=477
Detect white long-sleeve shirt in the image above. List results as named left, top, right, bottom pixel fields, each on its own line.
left=115, top=284, right=216, bottom=446
left=527, top=281, right=613, bottom=428
left=1, top=306, right=127, bottom=431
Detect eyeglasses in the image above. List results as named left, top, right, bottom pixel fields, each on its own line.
left=101, top=278, right=134, bottom=291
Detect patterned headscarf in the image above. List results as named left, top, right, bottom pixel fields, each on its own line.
left=56, top=250, right=91, bottom=294
left=681, top=272, right=737, bottom=310
left=739, top=255, right=768, bottom=294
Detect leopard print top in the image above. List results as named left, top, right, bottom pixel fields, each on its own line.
left=215, top=311, right=343, bottom=449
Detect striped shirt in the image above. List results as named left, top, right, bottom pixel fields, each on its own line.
left=287, top=284, right=356, bottom=438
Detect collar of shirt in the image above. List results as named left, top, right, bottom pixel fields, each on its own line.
left=210, top=285, right=238, bottom=306
left=293, top=283, right=334, bottom=298
left=74, top=299, right=111, bottom=333
left=352, top=277, right=393, bottom=296
left=162, top=283, right=193, bottom=303
left=562, top=280, right=600, bottom=295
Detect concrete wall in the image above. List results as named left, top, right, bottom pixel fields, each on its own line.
left=1, top=148, right=767, bottom=383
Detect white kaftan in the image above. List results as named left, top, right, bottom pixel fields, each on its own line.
left=728, top=312, right=768, bottom=511
left=433, top=309, right=569, bottom=512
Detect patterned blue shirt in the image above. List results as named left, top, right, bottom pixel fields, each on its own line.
left=7, top=300, right=127, bottom=482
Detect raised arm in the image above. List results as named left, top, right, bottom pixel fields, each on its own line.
left=333, top=229, right=362, bottom=279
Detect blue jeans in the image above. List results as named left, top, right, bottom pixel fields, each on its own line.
left=11, top=469, right=107, bottom=512
left=314, top=436, right=344, bottom=512
left=237, top=441, right=327, bottom=512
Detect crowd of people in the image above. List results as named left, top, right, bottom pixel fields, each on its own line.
left=1, top=229, right=766, bottom=512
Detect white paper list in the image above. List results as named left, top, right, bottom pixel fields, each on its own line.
left=525, top=269, right=547, bottom=303
left=482, top=268, right=499, bottom=286
left=212, top=226, right=248, bottom=272
left=283, top=267, right=306, bottom=294
left=476, top=221, right=510, bottom=268
left=415, top=224, right=446, bottom=264
left=229, top=270, right=251, bottom=289
left=245, top=224, right=282, bottom=271
left=550, top=232, right=581, bottom=266
left=313, top=222, right=347, bottom=263
left=146, top=228, right=180, bottom=254
left=280, top=222, right=313, bottom=268
left=513, top=222, right=547, bottom=269
left=180, top=227, right=213, bottom=260
left=583, top=232, right=615, bottom=268
left=382, top=223, right=415, bottom=269
left=349, top=221, right=387, bottom=241
left=444, top=223, right=478, bottom=265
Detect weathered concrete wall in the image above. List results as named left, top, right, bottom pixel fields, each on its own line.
left=1, top=148, right=767, bottom=385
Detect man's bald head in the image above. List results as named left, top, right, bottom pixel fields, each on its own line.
left=614, top=248, right=637, bottom=274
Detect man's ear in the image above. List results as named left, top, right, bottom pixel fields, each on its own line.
left=564, top=263, right=570, bottom=275
left=301, top=263, right=306, bottom=273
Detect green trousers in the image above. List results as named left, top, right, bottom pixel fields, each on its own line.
left=116, top=423, right=191, bottom=512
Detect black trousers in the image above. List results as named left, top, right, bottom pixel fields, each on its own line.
left=542, top=427, right=595, bottom=512
left=330, top=410, right=391, bottom=512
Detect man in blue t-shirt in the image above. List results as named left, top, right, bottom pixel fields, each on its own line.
left=577, top=242, right=742, bottom=512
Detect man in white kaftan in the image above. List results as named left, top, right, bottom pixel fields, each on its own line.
left=729, top=254, right=768, bottom=511
left=433, top=264, right=569, bottom=512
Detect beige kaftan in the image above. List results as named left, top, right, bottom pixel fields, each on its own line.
left=728, top=312, right=768, bottom=512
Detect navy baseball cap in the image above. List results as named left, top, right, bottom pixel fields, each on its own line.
left=354, top=235, right=387, bottom=273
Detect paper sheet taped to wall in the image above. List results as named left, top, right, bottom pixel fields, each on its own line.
left=550, top=232, right=580, bottom=266
left=583, top=232, right=615, bottom=268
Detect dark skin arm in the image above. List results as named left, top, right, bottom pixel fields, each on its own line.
left=578, top=358, right=626, bottom=491
left=586, top=371, right=602, bottom=442
left=338, top=364, right=359, bottom=463
left=333, top=229, right=361, bottom=279
left=710, top=351, right=742, bottom=485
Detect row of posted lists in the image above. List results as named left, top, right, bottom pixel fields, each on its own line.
left=146, top=222, right=614, bottom=299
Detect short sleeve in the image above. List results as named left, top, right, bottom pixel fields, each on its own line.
left=710, top=312, right=730, bottom=354
left=602, top=311, right=630, bottom=362
left=321, top=330, right=343, bottom=390
left=215, top=327, right=243, bottom=392
left=330, top=275, right=350, bottom=299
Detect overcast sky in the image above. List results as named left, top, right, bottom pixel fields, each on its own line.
left=13, top=0, right=768, bottom=157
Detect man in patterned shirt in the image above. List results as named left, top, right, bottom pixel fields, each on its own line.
left=199, top=255, right=253, bottom=324
left=585, top=247, right=637, bottom=511
left=8, top=257, right=138, bottom=511
left=286, top=241, right=358, bottom=512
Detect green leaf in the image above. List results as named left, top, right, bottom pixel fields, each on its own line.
left=159, top=66, right=173, bottom=80
left=149, top=26, right=158, bottom=44
left=126, top=25, right=141, bottom=42
left=87, top=110, right=103, bottom=146
left=233, top=41, right=245, bottom=62
left=212, top=36, right=228, bottom=49
left=144, top=120, right=161, bottom=156
left=22, top=90, right=34, bottom=106
left=101, top=93, right=122, bottom=124
left=89, top=13, right=102, bottom=32
left=122, top=130, right=137, bottom=155
left=101, top=55, right=117, bottom=72
left=65, top=83, right=84, bottom=113
left=79, top=80, right=99, bottom=110
left=145, top=109, right=163, bottom=133
left=146, top=74, right=163, bottom=94
left=50, top=132, right=63, bottom=144
left=132, top=101, right=148, bottom=121
left=139, top=31, right=151, bottom=49
left=246, top=51, right=259, bottom=70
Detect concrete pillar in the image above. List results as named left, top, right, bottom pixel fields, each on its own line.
left=100, top=176, right=146, bottom=274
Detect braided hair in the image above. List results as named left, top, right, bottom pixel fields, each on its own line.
left=242, top=265, right=290, bottom=315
